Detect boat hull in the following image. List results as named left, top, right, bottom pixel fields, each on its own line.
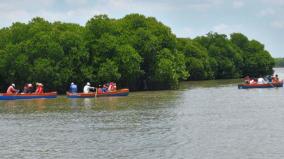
left=0, top=92, right=57, bottom=100
left=238, top=81, right=283, bottom=89
left=67, top=89, right=129, bottom=98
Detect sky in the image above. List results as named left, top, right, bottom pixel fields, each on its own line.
left=0, top=0, right=283, bottom=57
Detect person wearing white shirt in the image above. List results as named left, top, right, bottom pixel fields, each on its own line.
left=257, top=77, right=266, bottom=84
left=83, top=82, right=95, bottom=93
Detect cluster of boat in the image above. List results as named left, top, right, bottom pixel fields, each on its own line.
left=238, top=75, right=283, bottom=89
left=0, top=88, right=129, bottom=100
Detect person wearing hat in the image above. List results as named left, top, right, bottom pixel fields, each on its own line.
left=35, top=82, right=44, bottom=93
left=23, top=83, right=33, bottom=93
left=6, top=83, right=19, bottom=94
left=69, top=82, right=78, bottom=93
left=83, top=82, right=95, bottom=93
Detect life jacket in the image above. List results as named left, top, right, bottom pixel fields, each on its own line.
left=35, top=85, right=43, bottom=93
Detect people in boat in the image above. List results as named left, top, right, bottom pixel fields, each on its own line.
left=257, top=77, right=266, bottom=84
left=83, top=82, right=95, bottom=93
left=275, top=74, right=279, bottom=82
left=69, top=82, right=78, bottom=93
left=102, top=84, right=108, bottom=93
left=108, top=82, right=117, bottom=92
left=35, top=83, right=44, bottom=93
left=6, top=83, right=19, bottom=94
left=23, top=83, right=33, bottom=93
left=244, top=76, right=250, bottom=84
left=267, top=75, right=272, bottom=83
left=249, top=78, right=257, bottom=84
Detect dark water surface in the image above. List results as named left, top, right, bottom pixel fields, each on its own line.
left=1, top=68, right=284, bottom=159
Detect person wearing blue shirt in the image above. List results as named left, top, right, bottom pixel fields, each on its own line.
left=70, top=82, right=78, bottom=93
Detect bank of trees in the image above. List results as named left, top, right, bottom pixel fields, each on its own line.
left=0, top=14, right=274, bottom=92
left=275, top=58, right=284, bottom=67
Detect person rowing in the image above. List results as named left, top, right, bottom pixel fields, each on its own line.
left=35, top=82, right=44, bottom=93
left=6, top=83, right=19, bottom=94
left=83, top=82, right=95, bottom=93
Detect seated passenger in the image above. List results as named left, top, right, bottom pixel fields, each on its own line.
left=69, top=82, right=78, bottom=93
left=23, top=83, right=33, bottom=93
left=249, top=79, right=256, bottom=84
left=6, top=83, right=18, bottom=94
left=257, top=77, right=266, bottom=84
left=272, top=74, right=280, bottom=83
left=267, top=75, right=272, bottom=83
left=83, top=82, right=95, bottom=93
left=275, top=74, right=279, bottom=82
left=108, top=82, right=116, bottom=92
left=35, top=83, right=44, bottom=93
left=244, top=76, right=250, bottom=84
left=102, top=84, right=108, bottom=92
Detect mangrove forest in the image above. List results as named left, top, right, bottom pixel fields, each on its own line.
left=0, top=14, right=275, bottom=92
left=275, top=58, right=284, bottom=67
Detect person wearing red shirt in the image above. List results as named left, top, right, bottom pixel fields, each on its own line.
left=35, top=83, right=44, bottom=93
left=6, top=84, right=18, bottom=94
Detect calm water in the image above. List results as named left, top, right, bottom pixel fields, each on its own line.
left=1, top=68, right=284, bottom=159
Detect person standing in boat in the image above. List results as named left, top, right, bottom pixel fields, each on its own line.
left=69, top=82, right=78, bottom=93
left=35, top=83, right=44, bottom=93
left=6, top=83, right=19, bottom=94
left=83, top=82, right=95, bottom=93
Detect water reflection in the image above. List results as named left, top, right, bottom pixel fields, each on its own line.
left=83, top=98, right=93, bottom=109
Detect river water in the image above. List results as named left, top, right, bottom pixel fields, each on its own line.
left=1, top=68, right=284, bottom=159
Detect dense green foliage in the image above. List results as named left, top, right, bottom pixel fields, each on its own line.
left=0, top=14, right=274, bottom=92
left=275, top=58, right=284, bottom=67
left=178, top=32, right=274, bottom=80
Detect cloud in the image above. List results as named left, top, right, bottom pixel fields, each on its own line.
left=233, top=0, right=244, bottom=8
left=212, top=23, right=243, bottom=34
left=271, top=21, right=284, bottom=29
left=259, top=8, right=276, bottom=16
left=261, top=0, right=284, bottom=5
left=65, top=0, right=89, bottom=6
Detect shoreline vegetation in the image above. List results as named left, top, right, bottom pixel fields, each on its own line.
left=0, top=14, right=274, bottom=93
left=275, top=58, right=284, bottom=67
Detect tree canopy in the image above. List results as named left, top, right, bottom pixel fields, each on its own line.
left=275, top=58, right=284, bottom=67
left=0, top=14, right=275, bottom=92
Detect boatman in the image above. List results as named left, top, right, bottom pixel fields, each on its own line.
left=83, top=82, right=95, bottom=93
left=6, top=83, right=19, bottom=94
left=69, top=82, right=78, bottom=93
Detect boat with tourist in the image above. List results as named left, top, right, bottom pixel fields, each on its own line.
left=0, top=92, right=58, bottom=100
left=238, top=81, right=283, bottom=89
left=66, top=88, right=129, bottom=98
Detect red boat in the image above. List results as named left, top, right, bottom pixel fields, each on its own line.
left=66, top=88, right=129, bottom=98
left=238, top=81, right=283, bottom=89
left=0, top=92, right=58, bottom=100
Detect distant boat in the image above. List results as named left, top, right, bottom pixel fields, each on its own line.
left=238, top=81, right=283, bottom=89
left=66, top=88, right=129, bottom=98
left=0, top=92, right=57, bottom=100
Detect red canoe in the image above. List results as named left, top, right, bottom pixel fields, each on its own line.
left=0, top=92, right=58, bottom=100
left=238, top=81, right=283, bottom=89
left=66, top=88, right=129, bottom=98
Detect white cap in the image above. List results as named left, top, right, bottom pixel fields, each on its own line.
left=71, top=82, right=74, bottom=85
left=12, top=83, right=15, bottom=87
left=87, top=82, right=90, bottom=86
